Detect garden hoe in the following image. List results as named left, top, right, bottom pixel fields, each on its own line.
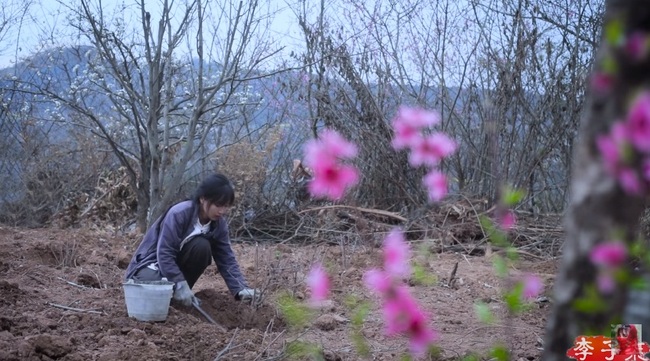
left=192, top=297, right=227, bottom=332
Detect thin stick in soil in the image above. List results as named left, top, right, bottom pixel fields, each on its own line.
left=47, top=302, right=105, bottom=315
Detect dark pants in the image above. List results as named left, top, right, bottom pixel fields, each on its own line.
left=133, top=236, right=212, bottom=289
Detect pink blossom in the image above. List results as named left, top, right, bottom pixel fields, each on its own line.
left=395, top=106, right=440, bottom=128
left=363, top=269, right=392, bottom=294
left=391, top=107, right=440, bottom=150
left=304, top=129, right=357, bottom=166
left=522, top=274, right=543, bottom=300
left=499, top=210, right=516, bottom=230
left=392, top=120, right=422, bottom=150
left=307, top=159, right=359, bottom=200
left=591, top=72, right=614, bottom=94
left=590, top=242, right=628, bottom=267
left=382, top=287, right=437, bottom=356
left=596, top=122, right=630, bottom=174
left=382, top=286, right=419, bottom=335
left=596, top=135, right=619, bottom=175
left=408, top=309, right=438, bottom=357
left=626, top=92, right=650, bottom=153
left=306, top=264, right=330, bottom=303
left=383, top=297, right=408, bottom=336
left=611, top=121, right=632, bottom=147
left=370, top=235, right=434, bottom=351
left=408, top=133, right=457, bottom=167
left=317, top=129, right=358, bottom=159
left=304, top=129, right=360, bottom=200
left=596, top=272, right=616, bottom=294
left=625, top=32, right=647, bottom=61
left=423, top=170, right=448, bottom=201
left=383, top=228, right=411, bottom=278
left=618, top=167, right=644, bottom=195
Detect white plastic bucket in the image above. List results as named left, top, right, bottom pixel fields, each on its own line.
left=123, top=279, right=174, bottom=321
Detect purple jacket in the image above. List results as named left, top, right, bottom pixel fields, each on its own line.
left=124, top=200, right=248, bottom=296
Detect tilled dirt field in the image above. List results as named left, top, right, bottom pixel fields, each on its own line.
left=0, top=225, right=556, bottom=360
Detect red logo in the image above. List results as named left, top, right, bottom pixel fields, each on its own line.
left=566, top=325, right=650, bottom=361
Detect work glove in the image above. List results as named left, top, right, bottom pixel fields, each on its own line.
left=236, top=288, right=260, bottom=303
left=173, top=280, right=196, bottom=306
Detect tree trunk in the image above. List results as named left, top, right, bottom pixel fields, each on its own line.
left=542, top=1, right=650, bottom=359
left=135, top=178, right=150, bottom=233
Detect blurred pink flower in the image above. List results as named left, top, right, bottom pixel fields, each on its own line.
left=596, top=135, right=619, bottom=174
left=363, top=269, right=392, bottom=294
left=366, top=242, right=438, bottom=359
left=596, top=122, right=630, bottom=175
left=626, top=92, right=650, bottom=153
left=392, top=120, right=422, bottom=150
left=625, top=32, right=647, bottom=61
left=618, top=167, right=644, bottom=195
left=590, top=72, right=614, bottom=94
left=307, top=160, right=359, bottom=200
left=391, top=107, right=440, bottom=150
left=304, top=129, right=357, bottom=166
left=383, top=297, right=408, bottom=336
left=304, top=129, right=360, bottom=200
left=522, top=274, right=543, bottom=300
left=396, top=106, right=441, bottom=128
left=408, top=133, right=457, bottom=167
left=382, top=286, right=437, bottom=356
left=317, top=129, right=358, bottom=159
left=590, top=242, right=627, bottom=267
left=383, top=228, right=411, bottom=278
left=423, top=170, right=448, bottom=201
left=382, top=286, right=418, bottom=335
left=408, top=309, right=438, bottom=357
left=499, top=210, right=516, bottom=230
left=596, top=272, right=616, bottom=294
left=306, top=264, right=330, bottom=303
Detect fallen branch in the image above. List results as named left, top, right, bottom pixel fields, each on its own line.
left=47, top=302, right=105, bottom=315
left=26, top=273, right=45, bottom=284
left=79, top=174, right=128, bottom=218
left=432, top=244, right=550, bottom=260
left=213, top=328, right=243, bottom=361
left=297, top=205, right=407, bottom=223
left=57, top=277, right=97, bottom=289
left=253, top=329, right=286, bottom=361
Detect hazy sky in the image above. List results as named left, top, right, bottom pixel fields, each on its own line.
left=0, top=0, right=306, bottom=69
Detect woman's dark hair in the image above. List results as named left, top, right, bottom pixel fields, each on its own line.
left=192, top=173, right=235, bottom=206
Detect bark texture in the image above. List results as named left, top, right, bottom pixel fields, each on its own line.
left=542, top=1, right=650, bottom=360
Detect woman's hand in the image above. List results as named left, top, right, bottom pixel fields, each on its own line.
left=236, top=288, right=260, bottom=302
left=173, top=281, right=196, bottom=306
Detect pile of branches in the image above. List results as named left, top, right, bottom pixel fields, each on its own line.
left=47, top=167, right=565, bottom=259
left=233, top=197, right=565, bottom=259
left=51, top=167, right=137, bottom=230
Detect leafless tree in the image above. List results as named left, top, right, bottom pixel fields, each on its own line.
left=0, top=0, right=61, bottom=225
left=288, top=0, right=602, bottom=217
left=451, top=0, right=603, bottom=213
left=0, top=0, right=32, bottom=58
left=292, top=0, right=430, bottom=212
left=17, top=0, right=281, bottom=230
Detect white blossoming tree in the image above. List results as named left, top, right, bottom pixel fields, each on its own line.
left=22, top=0, right=281, bottom=230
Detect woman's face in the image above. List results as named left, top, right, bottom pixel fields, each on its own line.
left=619, top=326, right=630, bottom=337
left=200, top=198, right=231, bottom=222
